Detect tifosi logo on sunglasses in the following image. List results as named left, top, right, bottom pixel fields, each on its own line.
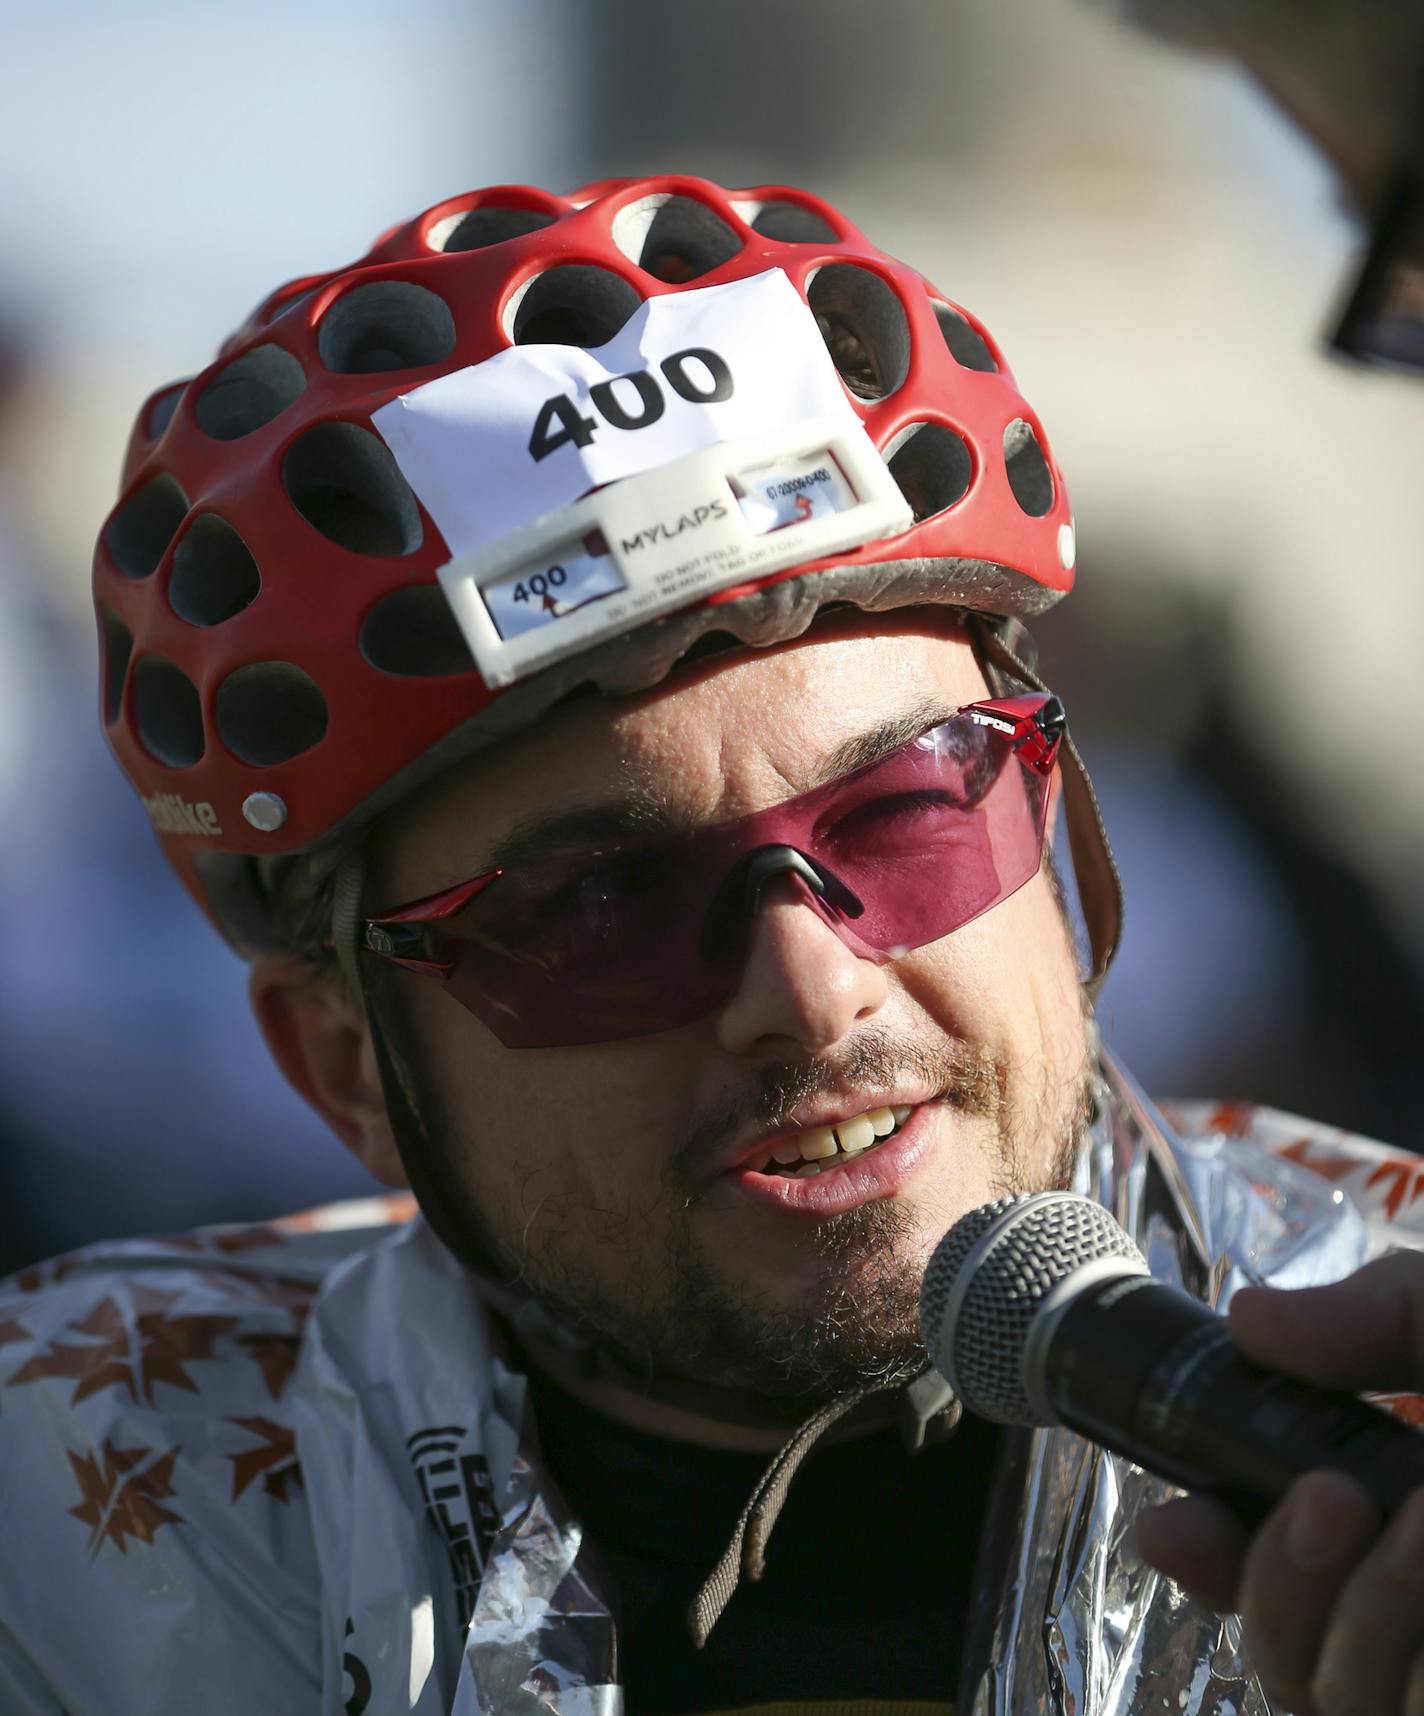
left=619, top=495, right=729, bottom=556
left=142, top=792, right=222, bottom=837
left=968, top=710, right=1016, bottom=735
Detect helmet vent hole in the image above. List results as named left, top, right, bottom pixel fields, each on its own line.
left=283, top=422, right=423, bottom=557
left=194, top=345, right=306, bottom=441
left=508, top=265, right=643, bottom=349
left=933, top=303, right=998, bottom=374
left=745, top=201, right=841, bottom=244
left=145, top=382, right=189, bottom=440
left=133, top=656, right=206, bottom=768
left=807, top=266, right=910, bottom=401
left=884, top=422, right=973, bottom=521
left=1004, top=419, right=1054, bottom=517
left=317, top=281, right=456, bottom=375
left=216, top=662, right=329, bottom=766
left=169, top=515, right=261, bottom=627
left=104, top=473, right=189, bottom=580
left=431, top=205, right=557, bottom=253
left=611, top=195, right=743, bottom=283
left=101, top=610, right=133, bottom=725
left=360, top=585, right=476, bottom=677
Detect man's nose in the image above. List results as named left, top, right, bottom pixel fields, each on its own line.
left=713, top=871, right=890, bottom=1058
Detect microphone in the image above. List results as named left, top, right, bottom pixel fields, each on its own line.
left=919, top=1192, right=1424, bottom=1526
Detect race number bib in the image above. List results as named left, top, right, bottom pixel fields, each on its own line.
left=373, top=270, right=910, bottom=686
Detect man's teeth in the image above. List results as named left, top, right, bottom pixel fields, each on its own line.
left=749, top=1105, right=914, bottom=1178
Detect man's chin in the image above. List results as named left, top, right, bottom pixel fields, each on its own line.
left=670, top=1119, right=1086, bottom=1403
left=671, top=1196, right=931, bottom=1403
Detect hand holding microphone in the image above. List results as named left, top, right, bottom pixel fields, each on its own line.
left=920, top=1195, right=1424, bottom=1716
left=1138, top=1254, right=1424, bottom=1716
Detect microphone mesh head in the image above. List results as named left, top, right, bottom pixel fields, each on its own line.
left=919, top=1192, right=1146, bottom=1424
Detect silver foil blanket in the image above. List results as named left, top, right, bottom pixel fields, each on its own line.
left=955, top=1051, right=1368, bottom=1715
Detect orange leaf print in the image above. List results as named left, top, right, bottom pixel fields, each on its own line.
left=1277, top=1137, right=1359, bottom=1183
left=156, top=1222, right=287, bottom=1255
left=8, top=1285, right=239, bottom=1405
left=237, top=1332, right=304, bottom=1401
left=226, top=1415, right=301, bottom=1503
left=1363, top=1158, right=1424, bottom=1222
left=1378, top=1393, right=1424, bottom=1428
left=68, top=1439, right=182, bottom=1556
left=9, top=1295, right=133, bottom=1403
left=133, top=1293, right=240, bottom=1399
left=202, top=1272, right=316, bottom=1315
left=1207, top=1101, right=1257, bottom=1137
left=13, top=1256, right=86, bottom=1294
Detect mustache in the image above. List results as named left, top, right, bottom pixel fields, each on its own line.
left=670, top=1027, right=1002, bottom=1194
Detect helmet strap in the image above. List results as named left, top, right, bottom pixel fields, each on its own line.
left=330, top=846, right=369, bottom=1018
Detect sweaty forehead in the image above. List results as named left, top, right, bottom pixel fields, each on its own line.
left=372, top=617, right=986, bottom=897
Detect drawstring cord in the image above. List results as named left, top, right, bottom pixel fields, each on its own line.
left=687, top=1366, right=961, bottom=1648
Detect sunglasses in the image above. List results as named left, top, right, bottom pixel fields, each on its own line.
left=361, top=691, right=1065, bottom=1048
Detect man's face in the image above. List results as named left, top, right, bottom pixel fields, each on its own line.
left=368, top=612, right=1090, bottom=1402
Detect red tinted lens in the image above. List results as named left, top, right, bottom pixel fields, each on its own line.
left=800, top=714, right=1048, bottom=954
left=443, top=843, right=732, bottom=1046
left=440, top=704, right=1054, bottom=1048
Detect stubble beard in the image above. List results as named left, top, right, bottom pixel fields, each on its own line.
left=615, top=1028, right=1089, bottom=1403
left=374, top=984, right=1093, bottom=1409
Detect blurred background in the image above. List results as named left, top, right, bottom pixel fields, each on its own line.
left=2, top=0, right=1420, bottom=1273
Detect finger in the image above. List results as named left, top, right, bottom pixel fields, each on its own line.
left=1229, top=1253, right=1424, bottom=1394
left=1408, top=1646, right=1424, bottom=1716
left=1235, top=1469, right=1380, bottom=1713
left=1134, top=1494, right=1248, bottom=1614
left=1312, top=1486, right=1424, bottom=1716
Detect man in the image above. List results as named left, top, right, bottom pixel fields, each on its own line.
left=0, top=175, right=1418, bottom=1715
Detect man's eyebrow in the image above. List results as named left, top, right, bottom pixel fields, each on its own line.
left=476, top=699, right=961, bottom=872
left=805, top=700, right=961, bottom=788
left=479, top=788, right=681, bottom=874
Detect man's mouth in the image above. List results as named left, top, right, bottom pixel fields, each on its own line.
left=742, top=1105, right=915, bottom=1179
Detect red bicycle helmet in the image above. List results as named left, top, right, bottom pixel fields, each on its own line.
left=94, top=174, right=1082, bottom=954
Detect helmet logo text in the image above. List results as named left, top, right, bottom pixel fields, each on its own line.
left=142, top=792, right=223, bottom=838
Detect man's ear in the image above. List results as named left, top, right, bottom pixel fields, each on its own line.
left=249, top=954, right=409, bottom=1188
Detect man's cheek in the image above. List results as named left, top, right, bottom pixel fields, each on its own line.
left=895, top=930, right=999, bottom=1021
left=485, top=1123, right=647, bottom=1236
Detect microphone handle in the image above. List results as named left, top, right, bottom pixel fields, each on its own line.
left=1039, top=1276, right=1424, bottom=1529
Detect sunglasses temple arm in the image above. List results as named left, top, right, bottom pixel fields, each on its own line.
left=969, top=617, right=1123, bottom=996
left=362, top=870, right=504, bottom=972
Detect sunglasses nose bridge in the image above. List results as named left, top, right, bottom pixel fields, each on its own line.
left=741, top=846, right=826, bottom=914
left=698, top=843, right=863, bottom=962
